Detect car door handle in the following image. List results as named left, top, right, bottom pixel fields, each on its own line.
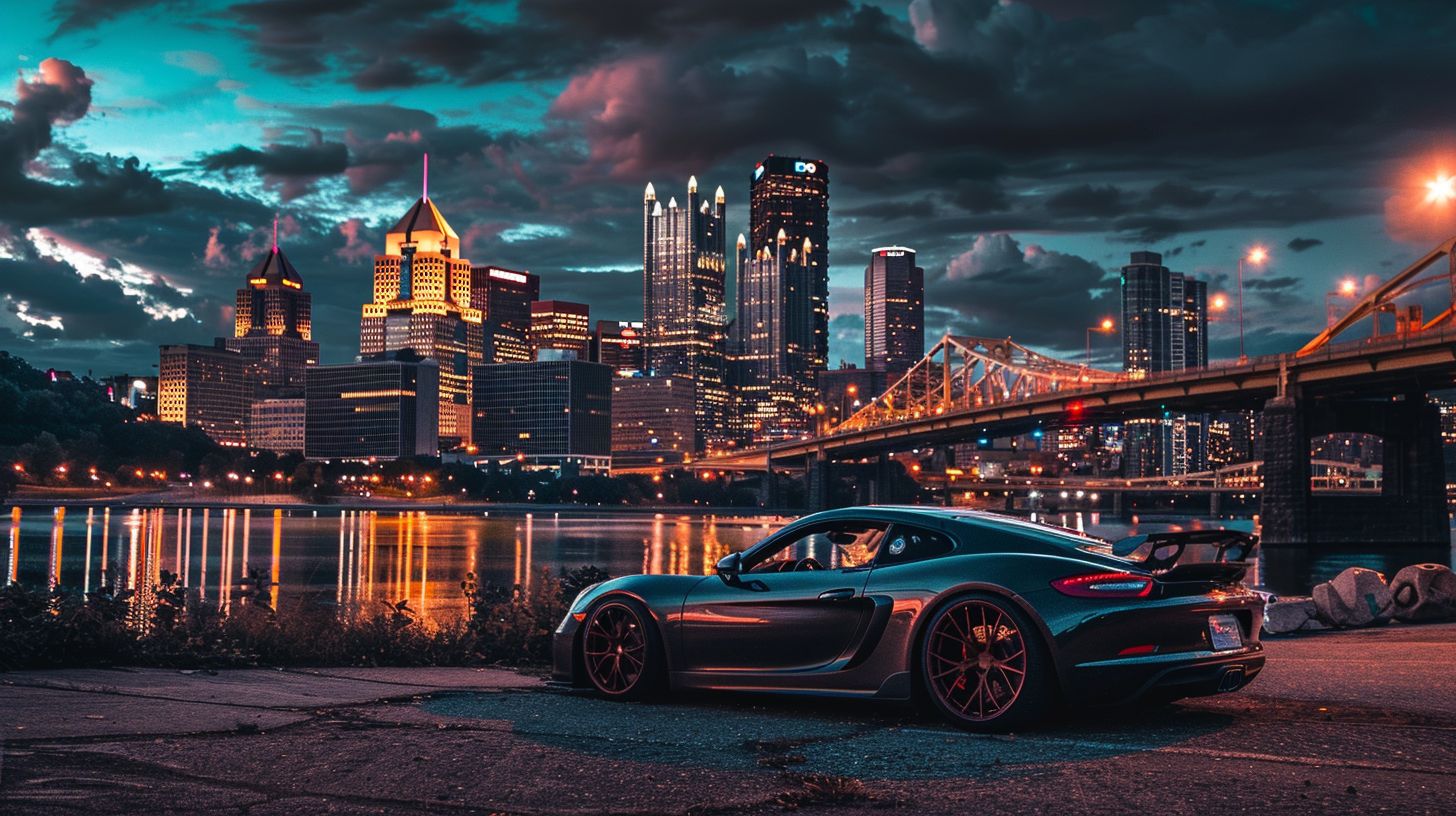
left=818, top=588, right=856, bottom=601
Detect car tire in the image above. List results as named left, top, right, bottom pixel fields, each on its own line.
left=580, top=597, right=666, bottom=700
left=919, top=593, right=1054, bottom=732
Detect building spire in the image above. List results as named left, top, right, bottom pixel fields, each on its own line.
left=688, top=175, right=698, bottom=193
left=715, top=185, right=725, bottom=204
left=272, top=213, right=279, bottom=254
left=422, top=153, right=429, bottom=201
left=644, top=181, right=656, bottom=201
left=736, top=233, right=746, bottom=249
left=776, top=228, right=787, bottom=243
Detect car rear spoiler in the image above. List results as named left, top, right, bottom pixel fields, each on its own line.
left=1111, top=530, right=1258, bottom=582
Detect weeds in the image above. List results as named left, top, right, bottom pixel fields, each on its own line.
left=0, top=565, right=607, bottom=671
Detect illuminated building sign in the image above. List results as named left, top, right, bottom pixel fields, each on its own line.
left=489, top=269, right=529, bottom=284
left=754, top=165, right=765, bottom=180
left=794, top=161, right=817, bottom=174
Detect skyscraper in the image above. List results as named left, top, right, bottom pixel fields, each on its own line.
left=529, top=300, right=591, bottom=360
left=359, top=161, right=483, bottom=448
left=731, top=229, right=818, bottom=442
left=749, top=156, right=829, bottom=378
left=224, top=223, right=319, bottom=394
left=642, top=177, right=729, bottom=450
left=470, top=265, right=539, bottom=364
left=864, top=246, right=924, bottom=376
left=1120, top=251, right=1209, bottom=476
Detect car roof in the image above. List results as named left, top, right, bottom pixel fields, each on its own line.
left=798, top=505, right=1111, bottom=547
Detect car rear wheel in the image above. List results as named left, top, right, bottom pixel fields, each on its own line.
left=920, top=594, right=1053, bottom=732
left=581, top=598, right=665, bottom=700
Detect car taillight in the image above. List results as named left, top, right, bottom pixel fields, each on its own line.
left=1051, top=572, right=1153, bottom=598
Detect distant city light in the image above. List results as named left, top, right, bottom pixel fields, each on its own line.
left=1211, top=293, right=1229, bottom=310
left=1246, top=246, right=1268, bottom=265
left=1340, top=278, right=1358, bottom=295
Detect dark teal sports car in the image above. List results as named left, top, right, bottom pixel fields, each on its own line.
left=553, top=507, right=1265, bottom=731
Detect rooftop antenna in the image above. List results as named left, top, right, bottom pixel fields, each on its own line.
left=272, top=213, right=279, bottom=254
left=422, top=153, right=429, bottom=201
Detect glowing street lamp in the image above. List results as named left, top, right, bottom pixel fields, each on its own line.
left=1326, top=277, right=1360, bottom=327
left=1426, top=173, right=1456, bottom=205
left=1237, top=246, right=1268, bottom=363
left=1085, top=318, right=1115, bottom=368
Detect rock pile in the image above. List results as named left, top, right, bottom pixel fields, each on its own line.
left=1262, top=564, right=1456, bottom=635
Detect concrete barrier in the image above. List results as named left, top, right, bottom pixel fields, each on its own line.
left=1389, top=563, right=1456, bottom=623
left=1312, top=567, right=1394, bottom=628
left=1263, top=597, right=1331, bottom=635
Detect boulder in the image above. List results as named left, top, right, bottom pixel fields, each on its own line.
left=1389, top=563, right=1456, bottom=623
left=1262, top=597, right=1331, bottom=635
left=1312, top=567, right=1394, bottom=628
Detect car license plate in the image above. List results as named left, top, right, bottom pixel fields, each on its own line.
left=1208, top=614, right=1243, bottom=651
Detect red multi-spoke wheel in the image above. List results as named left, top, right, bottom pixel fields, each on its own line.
left=582, top=599, right=662, bottom=699
left=921, top=596, right=1049, bottom=731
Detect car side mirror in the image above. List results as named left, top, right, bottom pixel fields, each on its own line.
left=716, top=552, right=743, bottom=583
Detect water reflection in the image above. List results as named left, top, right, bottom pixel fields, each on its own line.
left=7, top=506, right=1455, bottom=624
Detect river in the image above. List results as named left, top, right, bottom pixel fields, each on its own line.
left=6, top=506, right=1453, bottom=623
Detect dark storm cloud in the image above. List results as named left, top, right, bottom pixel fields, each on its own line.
left=925, top=234, right=1116, bottom=353
left=47, top=0, right=172, bottom=39
left=1287, top=237, right=1324, bottom=252
left=0, top=58, right=170, bottom=226
left=195, top=138, right=348, bottom=199
left=0, top=252, right=159, bottom=342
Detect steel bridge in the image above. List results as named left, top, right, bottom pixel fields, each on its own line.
left=693, top=237, right=1456, bottom=546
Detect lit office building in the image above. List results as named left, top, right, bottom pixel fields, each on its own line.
left=304, top=352, right=438, bottom=461
left=102, top=374, right=157, bottom=413
left=730, top=229, right=819, bottom=442
left=224, top=233, right=318, bottom=395
left=158, top=342, right=248, bottom=446
left=749, top=155, right=830, bottom=379
left=642, top=177, right=729, bottom=450
left=864, top=247, right=924, bottom=376
left=472, top=359, right=613, bottom=473
left=248, top=397, right=306, bottom=454
left=470, top=265, right=539, bottom=364
left=592, top=320, right=644, bottom=374
left=610, top=376, right=697, bottom=469
left=359, top=176, right=483, bottom=448
left=1121, top=251, right=1209, bottom=476
left=529, top=300, right=591, bottom=360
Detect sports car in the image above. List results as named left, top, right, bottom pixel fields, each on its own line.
left=552, top=507, right=1265, bottom=731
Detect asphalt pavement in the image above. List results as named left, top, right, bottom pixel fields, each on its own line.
left=2, top=624, right=1454, bottom=814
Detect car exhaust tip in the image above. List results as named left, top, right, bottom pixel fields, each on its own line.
left=1217, top=666, right=1246, bottom=693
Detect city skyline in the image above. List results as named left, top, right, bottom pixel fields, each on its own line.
left=6, top=2, right=1456, bottom=380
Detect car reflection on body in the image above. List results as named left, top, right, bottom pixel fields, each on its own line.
left=553, top=507, right=1265, bottom=731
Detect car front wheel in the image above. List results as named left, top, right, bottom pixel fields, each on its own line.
left=581, top=598, right=665, bottom=700
left=920, top=594, right=1053, bottom=732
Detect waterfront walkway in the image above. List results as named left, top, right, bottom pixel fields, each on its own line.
left=3, top=624, right=1454, bottom=814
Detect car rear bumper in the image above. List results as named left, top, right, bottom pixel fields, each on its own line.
left=1068, top=645, right=1265, bottom=704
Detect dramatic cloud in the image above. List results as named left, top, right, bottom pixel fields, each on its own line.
left=1287, top=237, right=1324, bottom=252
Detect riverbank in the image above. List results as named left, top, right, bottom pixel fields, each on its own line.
left=3, top=623, right=1454, bottom=814
left=5, top=488, right=787, bottom=517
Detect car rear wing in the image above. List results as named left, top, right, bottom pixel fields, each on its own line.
left=1111, top=530, right=1258, bottom=583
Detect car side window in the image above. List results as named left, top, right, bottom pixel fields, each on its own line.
left=876, top=524, right=956, bottom=567
left=747, top=521, right=888, bottom=572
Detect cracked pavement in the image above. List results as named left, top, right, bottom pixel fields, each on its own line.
left=3, top=624, right=1455, bottom=814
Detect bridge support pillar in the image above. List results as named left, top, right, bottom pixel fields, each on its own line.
left=1111, top=491, right=1123, bottom=518
left=1259, top=396, right=1311, bottom=546
left=866, top=454, right=891, bottom=505
left=805, top=452, right=831, bottom=514
left=1379, top=394, right=1449, bottom=545
left=1210, top=491, right=1221, bottom=518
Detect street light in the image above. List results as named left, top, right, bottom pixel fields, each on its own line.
left=1426, top=173, right=1455, bottom=205
left=1237, top=246, right=1268, bottom=363
left=1085, top=318, right=1115, bottom=368
left=1326, top=277, right=1360, bottom=327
